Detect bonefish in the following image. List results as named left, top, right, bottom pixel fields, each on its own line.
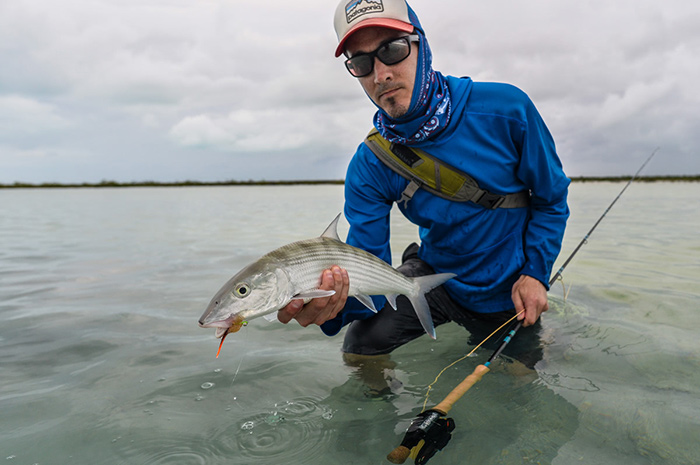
left=198, top=214, right=455, bottom=356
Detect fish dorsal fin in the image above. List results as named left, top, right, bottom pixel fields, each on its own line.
left=321, top=213, right=342, bottom=241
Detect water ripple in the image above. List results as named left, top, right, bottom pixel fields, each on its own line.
left=207, top=396, right=336, bottom=464
left=538, top=371, right=600, bottom=392
left=114, top=435, right=209, bottom=465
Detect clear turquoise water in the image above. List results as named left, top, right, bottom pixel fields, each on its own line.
left=1, top=183, right=698, bottom=464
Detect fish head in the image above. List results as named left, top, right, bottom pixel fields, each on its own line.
left=198, top=259, right=291, bottom=338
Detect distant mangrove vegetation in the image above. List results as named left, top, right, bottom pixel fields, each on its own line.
left=0, top=179, right=346, bottom=189
left=1, top=176, right=698, bottom=189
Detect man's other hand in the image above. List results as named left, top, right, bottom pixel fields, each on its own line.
left=511, top=274, right=548, bottom=326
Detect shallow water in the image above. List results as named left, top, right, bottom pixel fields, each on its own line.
left=1, top=183, right=699, bottom=465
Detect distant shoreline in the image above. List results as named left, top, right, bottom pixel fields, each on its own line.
left=1, top=176, right=698, bottom=189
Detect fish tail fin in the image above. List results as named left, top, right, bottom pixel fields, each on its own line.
left=408, top=273, right=456, bottom=340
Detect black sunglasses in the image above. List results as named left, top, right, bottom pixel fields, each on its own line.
left=345, top=35, right=419, bottom=78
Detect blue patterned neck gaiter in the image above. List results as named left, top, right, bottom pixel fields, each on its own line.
left=373, top=3, right=452, bottom=145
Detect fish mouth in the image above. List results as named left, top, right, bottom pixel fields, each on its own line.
left=199, top=314, right=247, bottom=358
left=199, top=314, right=247, bottom=339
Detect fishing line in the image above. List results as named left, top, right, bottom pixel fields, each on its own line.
left=230, top=353, right=245, bottom=389
left=229, top=328, right=248, bottom=389
left=421, top=310, right=524, bottom=412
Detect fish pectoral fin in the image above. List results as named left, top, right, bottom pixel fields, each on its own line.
left=386, top=294, right=399, bottom=310
left=263, top=313, right=279, bottom=322
left=291, top=289, right=337, bottom=300
left=355, top=294, right=378, bottom=313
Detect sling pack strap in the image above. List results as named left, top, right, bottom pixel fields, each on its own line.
left=364, top=129, right=530, bottom=209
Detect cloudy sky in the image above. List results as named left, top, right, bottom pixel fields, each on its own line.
left=1, top=0, right=698, bottom=184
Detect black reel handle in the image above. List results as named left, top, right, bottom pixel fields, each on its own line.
left=387, top=409, right=455, bottom=464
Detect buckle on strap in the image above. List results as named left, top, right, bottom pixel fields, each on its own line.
left=474, top=191, right=505, bottom=209
left=398, top=180, right=421, bottom=208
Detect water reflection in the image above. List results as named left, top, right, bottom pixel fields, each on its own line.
left=316, top=328, right=580, bottom=465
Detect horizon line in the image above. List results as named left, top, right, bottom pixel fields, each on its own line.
left=1, top=175, right=699, bottom=189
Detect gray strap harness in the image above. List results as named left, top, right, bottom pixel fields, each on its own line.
left=364, top=129, right=530, bottom=209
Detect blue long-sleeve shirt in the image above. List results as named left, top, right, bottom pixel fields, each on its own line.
left=321, top=76, right=569, bottom=336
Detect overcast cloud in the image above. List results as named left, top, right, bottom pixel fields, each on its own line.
left=1, top=0, right=698, bottom=183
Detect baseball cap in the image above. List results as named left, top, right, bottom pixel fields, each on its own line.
left=334, top=0, right=414, bottom=57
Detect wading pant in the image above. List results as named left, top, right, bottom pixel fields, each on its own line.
left=342, top=243, right=543, bottom=369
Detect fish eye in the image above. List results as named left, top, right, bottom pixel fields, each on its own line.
left=235, top=283, right=250, bottom=298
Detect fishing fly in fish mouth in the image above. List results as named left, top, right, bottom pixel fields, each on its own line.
left=198, top=213, right=454, bottom=358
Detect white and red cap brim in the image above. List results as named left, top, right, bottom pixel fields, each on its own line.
left=335, top=18, right=414, bottom=57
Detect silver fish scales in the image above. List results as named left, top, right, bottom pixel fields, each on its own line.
left=199, top=214, right=455, bottom=355
left=266, top=237, right=422, bottom=303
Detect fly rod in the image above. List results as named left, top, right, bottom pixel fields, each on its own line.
left=387, top=148, right=658, bottom=465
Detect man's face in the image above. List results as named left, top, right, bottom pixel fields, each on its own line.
left=344, top=27, right=418, bottom=119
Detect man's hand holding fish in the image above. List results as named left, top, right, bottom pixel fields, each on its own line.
left=277, top=265, right=349, bottom=327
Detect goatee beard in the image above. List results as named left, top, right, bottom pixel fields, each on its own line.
left=382, top=96, right=409, bottom=119
left=375, top=83, right=409, bottom=119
